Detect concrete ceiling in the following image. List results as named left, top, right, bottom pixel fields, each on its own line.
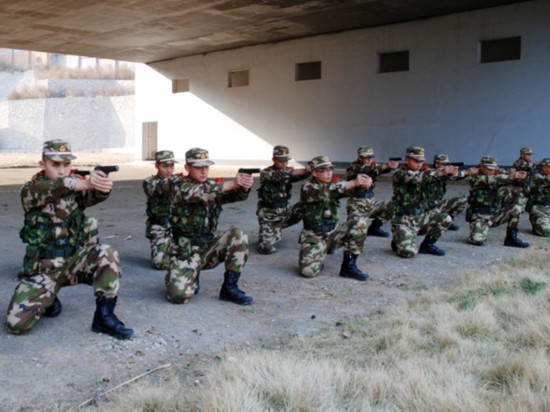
left=0, top=0, right=527, bottom=64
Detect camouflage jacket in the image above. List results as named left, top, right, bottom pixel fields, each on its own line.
left=392, top=166, right=440, bottom=216
left=19, top=171, right=109, bottom=250
left=143, top=174, right=177, bottom=224
left=300, top=178, right=349, bottom=233
left=171, top=176, right=249, bottom=239
left=346, top=161, right=390, bottom=198
left=257, top=165, right=308, bottom=209
left=527, top=172, right=550, bottom=208
left=511, top=158, right=534, bottom=191
left=467, top=172, right=514, bottom=213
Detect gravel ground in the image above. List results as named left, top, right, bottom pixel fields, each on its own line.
left=0, top=157, right=545, bottom=410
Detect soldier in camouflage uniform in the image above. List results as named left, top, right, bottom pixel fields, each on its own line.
left=299, top=155, right=373, bottom=281
left=5, top=139, right=133, bottom=339
left=391, top=146, right=453, bottom=258
left=500, top=147, right=534, bottom=209
left=526, top=157, right=550, bottom=237
left=165, top=148, right=253, bottom=305
left=345, top=146, right=399, bottom=238
left=423, top=154, right=478, bottom=231
left=466, top=155, right=530, bottom=247
left=256, top=145, right=311, bottom=254
left=143, top=150, right=179, bottom=270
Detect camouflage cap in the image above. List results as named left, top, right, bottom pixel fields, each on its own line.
left=433, top=153, right=450, bottom=164
left=539, top=157, right=550, bottom=167
left=155, top=150, right=178, bottom=163
left=405, top=146, right=425, bottom=161
left=42, top=139, right=77, bottom=161
left=273, top=145, right=291, bottom=160
left=185, top=147, right=215, bottom=167
left=357, top=146, right=374, bottom=157
left=480, top=155, right=498, bottom=169
left=520, top=147, right=533, bottom=155
left=310, top=155, right=333, bottom=170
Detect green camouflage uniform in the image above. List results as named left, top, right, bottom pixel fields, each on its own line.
left=391, top=166, right=452, bottom=258
left=165, top=176, right=250, bottom=303
left=256, top=165, right=308, bottom=254
left=143, top=174, right=176, bottom=269
left=6, top=171, right=121, bottom=334
left=423, top=167, right=468, bottom=220
left=345, top=160, right=394, bottom=224
left=466, top=171, right=524, bottom=245
left=299, top=177, right=368, bottom=277
left=527, top=160, right=550, bottom=237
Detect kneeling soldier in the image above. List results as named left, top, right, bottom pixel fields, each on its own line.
left=299, top=156, right=372, bottom=280
left=165, top=148, right=253, bottom=305
left=527, top=157, right=550, bottom=237
left=6, top=139, right=133, bottom=339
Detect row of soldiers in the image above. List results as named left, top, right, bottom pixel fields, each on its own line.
left=5, top=140, right=548, bottom=340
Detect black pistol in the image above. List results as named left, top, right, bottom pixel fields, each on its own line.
left=238, top=168, right=261, bottom=175
left=448, top=162, right=465, bottom=167
left=389, top=157, right=402, bottom=162
left=74, top=165, right=119, bottom=177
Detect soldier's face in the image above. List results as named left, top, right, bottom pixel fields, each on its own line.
left=358, top=156, right=374, bottom=165
left=405, top=157, right=423, bottom=171
left=521, top=153, right=532, bottom=162
left=185, top=164, right=209, bottom=182
left=40, top=158, right=72, bottom=179
left=156, top=162, right=175, bottom=179
left=312, top=167, right=333, bottom=183
left=541, top=165, right=550, bottom=175
left=480, top=165, right=496, bottom=175
left=273, top=158, right=288, bottom=170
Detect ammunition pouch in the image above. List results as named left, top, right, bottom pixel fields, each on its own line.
left=303, top=221, right=336, bottom=234
left=397, top=207, right=424, bottom=216
left=173, top=229, right=214, bottom=247
left=471, top=206, right=497, bottom=215
left=39, top=246, right=76, bottom=259
left=150, top=216, right=171, bottom=226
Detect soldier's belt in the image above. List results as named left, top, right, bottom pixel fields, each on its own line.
left=173, top=230, right=214, bottom=246
left=150, top=216, right=171, bottom=226
left=303, top=221, right=336, bottom=234
left=39, top=246, right=76, bottom=259
left=397, top=207, right=424, bottom=216
left=472, top=206, right=497, bottom=214
left=260, top=200, right=289, bottom=209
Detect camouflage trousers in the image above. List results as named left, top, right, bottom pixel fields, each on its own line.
left=391, top=211, right=452, bottom=258
left=529, top=205, right=550, bottom=237
left=6, top=244, right=121, bottom=334
left=346, top=198, right=394, bottom=224
left=432, top=195, right=468, bottom=219
left=165, top=227, right=248, bottom=304
left=146, top=223, right=172, bottom=270
left=467, top=203, right=523, bottom=245
left=499, top=186, right=528, bottom=210
left=298, top=217, right=368, bottom=277
left=257, top=203, right=303, bottom=254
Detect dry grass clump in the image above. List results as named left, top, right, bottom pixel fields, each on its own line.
left=78, top=249, right=550, bottom=411
left=7, top=84, right=134, bottom=100
left=34, top=64, right=134, bottom=80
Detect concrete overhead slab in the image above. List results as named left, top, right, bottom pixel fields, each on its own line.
left=0, top=0, right=528, bottom=64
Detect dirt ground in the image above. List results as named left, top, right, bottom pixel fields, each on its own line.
left=0, top=154, right=545, bottom=410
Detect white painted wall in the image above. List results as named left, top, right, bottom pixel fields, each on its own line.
left=138, top=0, right=550, bottom=166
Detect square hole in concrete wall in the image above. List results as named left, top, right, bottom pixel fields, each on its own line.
left=172, top=77, right=190, bottom=93
left=228, top=69, right=249, bottom=87
left=295, top=61, right=322, bottom=81
left=377, top=51, right=409, bottom=73
left=480, top=36, right=521, bottom=63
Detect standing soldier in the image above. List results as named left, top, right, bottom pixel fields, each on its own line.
left=256, top=145, right=310, bottom=255
left=345, top=146, right=398, bottom=238
left=299, top=155, right=372, bottom=280
left=6, top=139, right=133, bottom=339
left=526, top=157, right=550, bottom=237
left=143, top=150, right=178, bottom=270
left=391, top=146, right=453, bottom=258
left=423, top=154, right=477, bottom=231
left=466, top=155, right=530, bottom=247
left=165, top=148, right=253, bottom=305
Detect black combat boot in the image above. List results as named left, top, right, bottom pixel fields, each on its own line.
left=448, top=222, right=460, bottom=231
left=339, top=253, right=369, bottom=281
left=91, top=296, right=134, bottom=340
left=367, top=220, right=390, bottom=237
left=504, top=229, right=530, bottom=248
left=194, top=274, right=201, bottom=295
left=219, top=271, right=253, bottom=305
left=419, top=235, right=446, bottom=256
left=43, top=296, right=62, bottom=318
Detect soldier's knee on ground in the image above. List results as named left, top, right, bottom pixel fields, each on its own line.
left=397, top=249, right=416, bottom=258
left=258, top=243, right=277, bottom=255
left=166, top=291, right=193, bottom=304
left=300, top=265, right=321, bottom=278
left=5, top=317, right=33, bottom=335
